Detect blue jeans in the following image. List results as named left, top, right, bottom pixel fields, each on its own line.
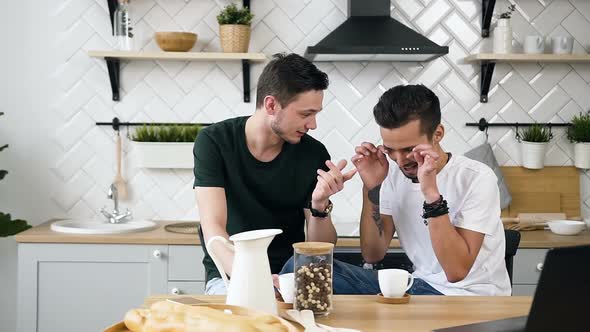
left=280, top=256, right=443, bottom=295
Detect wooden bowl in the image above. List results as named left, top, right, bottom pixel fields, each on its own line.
left=155, top=32, right=197, bottom=52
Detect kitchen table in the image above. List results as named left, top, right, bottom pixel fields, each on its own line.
left=107, top=294, right=533, bottom=332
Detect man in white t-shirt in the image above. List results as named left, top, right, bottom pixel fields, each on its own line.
left=344, top=84, right=511, bottom=295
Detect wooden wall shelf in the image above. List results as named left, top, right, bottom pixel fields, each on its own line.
left=88, top=51, right=267, bottom=102
left=465, top=53, right=590, bottom=63
left=465, top=53, right=590, bottom=103
left=101, top=0, right=255, bottom=102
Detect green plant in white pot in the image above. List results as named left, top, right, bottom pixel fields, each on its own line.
left=520, top=123, right=551, bottom=169
left=567, top=111, right=590, bottom=169
left=131, top=124, right=203, bottom=169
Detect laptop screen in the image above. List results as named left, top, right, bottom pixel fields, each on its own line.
left=525, top=245, right=590, bottom=331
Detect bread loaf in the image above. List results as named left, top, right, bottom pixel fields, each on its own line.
left=123, top=301, right=287, bottom=332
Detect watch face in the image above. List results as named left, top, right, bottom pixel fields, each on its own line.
left=325, top=202, right=333, bottom=214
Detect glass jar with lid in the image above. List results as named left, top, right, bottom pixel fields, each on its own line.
left=292, top=242, right=334, bottom=317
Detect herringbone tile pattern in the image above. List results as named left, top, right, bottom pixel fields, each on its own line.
left=50, top=0, right=590, bottom=231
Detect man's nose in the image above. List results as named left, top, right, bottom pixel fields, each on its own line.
left=306, top=115, right=317, bottom=130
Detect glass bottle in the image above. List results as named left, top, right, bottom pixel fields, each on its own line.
left=293, top=242, right=334, bottom=317
left=114, top=0, right=133, bottom=51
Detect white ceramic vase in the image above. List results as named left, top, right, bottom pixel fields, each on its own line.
left=574, top=142, right=590, bottom=169
left=493, top=19, right=513, bottom=54
left=521, top=141, right=547, bottom=170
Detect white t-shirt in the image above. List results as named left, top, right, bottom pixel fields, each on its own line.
left=380, top=154, right=511, bottom=296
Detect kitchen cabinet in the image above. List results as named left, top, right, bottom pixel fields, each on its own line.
left=512, top=249, right=548, bottom=296
left=17, top=243, right=205, bottom=332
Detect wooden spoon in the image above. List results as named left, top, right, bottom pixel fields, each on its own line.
left=113, top=131, right=128, bottom=199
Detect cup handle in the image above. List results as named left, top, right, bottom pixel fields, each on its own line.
left=405, top=274, right=415, bottom=292
left=206, top=236, right=235, bottom=289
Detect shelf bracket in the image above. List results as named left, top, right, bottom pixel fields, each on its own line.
left=480, top=61, right=495, bottom=103
left=107, top=0, right=117, bottom=35
left=242, top=60, right=251, bottom=103
left=105, top=57, right=120, bottom=101
left=482, top=0, right=496, bottom=37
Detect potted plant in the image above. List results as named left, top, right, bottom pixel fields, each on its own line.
left=520, top=123, right=551, bottom=170
left=131, top=124, right=203, bottom=169
left=0, top=112, right=31, bottom=237
left=493, top=4, right=516, bottom=54
left=217, top=3, right=254, bottom=53
left=567, top=111, right=590, bottom=169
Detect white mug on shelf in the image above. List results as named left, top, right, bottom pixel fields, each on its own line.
left=524, top=35, right=545, bottom=54
left=551, top=36, right=574, bottom=54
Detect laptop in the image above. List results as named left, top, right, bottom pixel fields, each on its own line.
left=434, top=245, right=590, bottom=332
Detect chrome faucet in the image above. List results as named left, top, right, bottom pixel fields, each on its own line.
left=100, top=184, right=132, bottom=224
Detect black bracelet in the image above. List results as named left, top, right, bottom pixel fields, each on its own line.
left=422, top=195, right=449, bottom=225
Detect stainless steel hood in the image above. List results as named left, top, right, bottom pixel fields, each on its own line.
left=305, top=0, right=449, bottom=62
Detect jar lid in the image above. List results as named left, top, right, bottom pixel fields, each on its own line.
left=293, top=242, right=334, bottom=255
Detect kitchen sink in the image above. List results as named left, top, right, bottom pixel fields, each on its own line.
left=50, top=219, right=157, bottom=234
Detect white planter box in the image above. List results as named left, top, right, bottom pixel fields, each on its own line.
left=574, top=142, right=590, bottom=169
left=132, top=142, right=194, bottom=169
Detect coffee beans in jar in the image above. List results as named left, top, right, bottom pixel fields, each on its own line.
left=292, top=242, right=334, bottom=317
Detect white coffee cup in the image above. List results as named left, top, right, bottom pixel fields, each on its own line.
left=524, top=35, right=544, bottom=54
left=278, top=273, right=295, bottom=303
left=552, top=36, right=574, bottom=54
left=378, top=269, right=414, bottom=298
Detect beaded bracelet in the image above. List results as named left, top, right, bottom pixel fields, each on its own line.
left=422, top=195, right=449, bottom=226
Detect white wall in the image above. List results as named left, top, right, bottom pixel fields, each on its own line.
left=1, top=0, right=590, bottom=330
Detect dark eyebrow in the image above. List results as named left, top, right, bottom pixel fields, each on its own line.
left=300, top=109, right=321, bottom=113
left=382, top=144, right=415, bottom=152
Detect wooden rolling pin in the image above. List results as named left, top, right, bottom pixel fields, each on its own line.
left=502, top=213, right=567, bottom=231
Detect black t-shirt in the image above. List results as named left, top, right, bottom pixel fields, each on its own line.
left=193, top=116, right=330, bottom=282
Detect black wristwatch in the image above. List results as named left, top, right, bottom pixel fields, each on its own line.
left=308, top=200, right=333, bottom=218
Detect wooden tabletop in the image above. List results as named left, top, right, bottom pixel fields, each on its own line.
left=134, top=295, right=533, bottom=332
left=17, top=220, right=590, bottom=249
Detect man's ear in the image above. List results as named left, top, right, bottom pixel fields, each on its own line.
left=263, top=96, right=280, bottom=116
left=433, top=124, right=445, bottom=143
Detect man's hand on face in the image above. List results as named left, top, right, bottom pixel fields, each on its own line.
left=409, top=144, right=441, bottom=202
left=311, top=159, right=357, bottom=210
left=351, top=142, right=389, bottom=190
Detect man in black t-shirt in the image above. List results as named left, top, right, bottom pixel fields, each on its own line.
left=194, top=53, right=357, bottom=294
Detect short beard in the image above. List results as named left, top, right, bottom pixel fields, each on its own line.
left=270, top=111, right=294, bottom=143
left=400, top=168, right=419, bottom=183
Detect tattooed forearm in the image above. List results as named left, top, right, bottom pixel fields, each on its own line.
left=368, top=184, right=381, bottom=205
left=371, top=204, right=384, bottom=236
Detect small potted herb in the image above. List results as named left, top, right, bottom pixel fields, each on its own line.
left=131, top=124, right=203, bottom=169
left=217, top=3, right=254, bottom=53
left=519, top=123, right=551, bottom=169
left=567, top=111, right=590, bottom=169
left=494, top=4, right=516, bottom=54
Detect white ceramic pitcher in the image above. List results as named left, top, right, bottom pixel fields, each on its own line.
left=206, top=229, right=282, bottom=314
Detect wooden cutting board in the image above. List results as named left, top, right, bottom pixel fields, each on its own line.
left=500, top=166, right=580, bottom=218
left=103, top=303, right=299, bottom=332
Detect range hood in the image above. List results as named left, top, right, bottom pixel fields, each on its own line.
left=305, top=0, right=448, bottom=62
